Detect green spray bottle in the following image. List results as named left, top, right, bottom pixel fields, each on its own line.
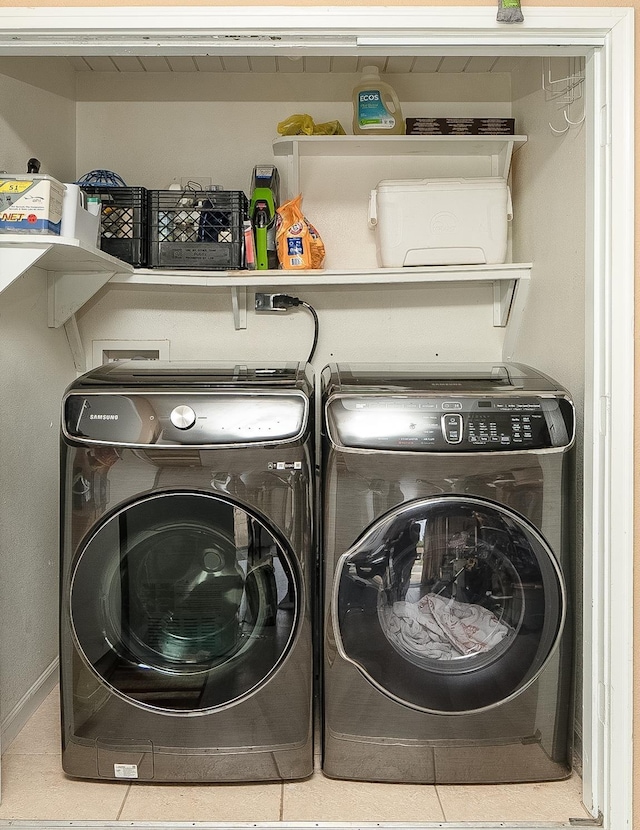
left=249, top=165, right=280, bottom=270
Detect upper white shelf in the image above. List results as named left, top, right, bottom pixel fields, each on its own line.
left=273, top=134, right=528, bottom=183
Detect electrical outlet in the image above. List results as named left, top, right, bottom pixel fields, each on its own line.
left=255, top=293, right=287, bottom=312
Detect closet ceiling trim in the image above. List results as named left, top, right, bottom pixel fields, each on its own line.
left=0, top=7, right=611, bottom=56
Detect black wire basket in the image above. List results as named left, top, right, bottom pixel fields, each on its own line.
left=148, top=190, right=248, bottom=270
left=79, top=186, right=147, bottom=267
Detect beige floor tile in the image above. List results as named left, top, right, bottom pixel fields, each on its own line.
left=120, top=780, right=282, bottom=822
left=6, top=685, right=60, bottom=755
left=283, top=771, right=445, bottom=822
left=0, top=754, right=128, bottom=821
left=1, top=685, right=590, bottom=825
left=437, top=773, right=591, bottom=823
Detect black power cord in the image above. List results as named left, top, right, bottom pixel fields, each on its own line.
left=270, top=294, right=319, bottom=365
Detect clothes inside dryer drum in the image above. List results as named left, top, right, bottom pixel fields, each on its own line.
left=384, top=591, right=510, bottom=661
left=71, top=491, right=299, bottom=712
left=333, top=495, right=565, bottom=714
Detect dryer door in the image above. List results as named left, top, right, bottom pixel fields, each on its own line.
left=333, top=495, right=566, bottom=714
left=70, top=491, right=300, bottom=712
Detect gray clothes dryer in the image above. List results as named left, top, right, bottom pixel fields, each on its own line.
left=321, top=362, right=575, bottom=784
left=60, top=361, right=314, bottom=783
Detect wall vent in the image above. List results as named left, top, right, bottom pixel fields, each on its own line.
left=92, top=340, right=170, bottom=368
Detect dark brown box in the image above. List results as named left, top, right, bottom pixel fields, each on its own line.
left=405, top=117, right=516, bottom=136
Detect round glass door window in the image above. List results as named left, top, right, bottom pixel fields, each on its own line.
left=70, top=492, right=299, bottom=713
left=333, top=495, right=565, bottom=714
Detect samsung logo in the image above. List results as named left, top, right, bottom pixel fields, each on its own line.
left=89, top=414, right=119, bottom=420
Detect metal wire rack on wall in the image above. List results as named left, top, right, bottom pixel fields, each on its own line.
left=542, top=56, right=585, bottom=135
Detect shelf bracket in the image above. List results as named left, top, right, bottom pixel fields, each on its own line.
left=48, top=270, right=117, bottom=328
left=493, top=279, right=515, bottom=327
left=63, top=314, right=87, bottom=374
left=496, top=140, right=515, bottom=179
left=501, top=275, right=531, bottom=361
left=231, top=286, right=247, bottom=329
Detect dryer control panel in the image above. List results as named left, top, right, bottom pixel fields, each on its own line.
left=326, top=395, right=574, bottom=451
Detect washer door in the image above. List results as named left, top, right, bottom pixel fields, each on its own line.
left=333, top=496, right=565, bottom=714
left=70, top=492, right=300, bottom=713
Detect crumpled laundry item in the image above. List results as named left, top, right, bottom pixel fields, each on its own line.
left=385, top=593, right=509, bottom=661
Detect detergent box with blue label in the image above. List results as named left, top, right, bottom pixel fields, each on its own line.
left=0, top=174, right=66, bottom=234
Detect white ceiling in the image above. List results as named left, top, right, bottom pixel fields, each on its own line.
left=66, top=55, right=515, bottom=74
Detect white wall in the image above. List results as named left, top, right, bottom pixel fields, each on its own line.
left=0, top=57, right=78, bottom=740
left=75, top=71, right=511, bottom=190
left=0, top=58, right=76, bottom=182
left=0, top=268, right=76, bottom=734
left=509, top=56, right=586, bottom=763
left=77, top=281, right=505, bottom=368
left=510, top=57, right=586, bottom=393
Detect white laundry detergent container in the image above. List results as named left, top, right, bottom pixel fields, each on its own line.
left=368, top=177, right=513, bottom=267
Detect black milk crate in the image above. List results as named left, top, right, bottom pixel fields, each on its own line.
left=148, top=190, right=248, bottom=270
left=80, top=186, right=148, bottom=267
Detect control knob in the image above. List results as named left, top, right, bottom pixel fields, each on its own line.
left=170, top=405, right=196, bottom=430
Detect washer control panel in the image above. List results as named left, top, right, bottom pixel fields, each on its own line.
left=63, top=392, right=308, bottom=447
left=327, top=395, right=574, bottom=451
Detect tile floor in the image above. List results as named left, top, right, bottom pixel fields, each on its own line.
left=0, top=685, right=592, bottom=824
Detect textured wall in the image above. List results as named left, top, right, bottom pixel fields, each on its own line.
left=0, top=271, right=76, bottom=722
left=0, top=60, right=77, bottom=735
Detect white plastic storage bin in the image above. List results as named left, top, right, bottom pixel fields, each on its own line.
left=368, top=177, right=513, bottom=267
left=61, top=183, right=101, bottom=246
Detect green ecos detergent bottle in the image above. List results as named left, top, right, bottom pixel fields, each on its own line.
left=352, top=65, right=404, bottom=135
